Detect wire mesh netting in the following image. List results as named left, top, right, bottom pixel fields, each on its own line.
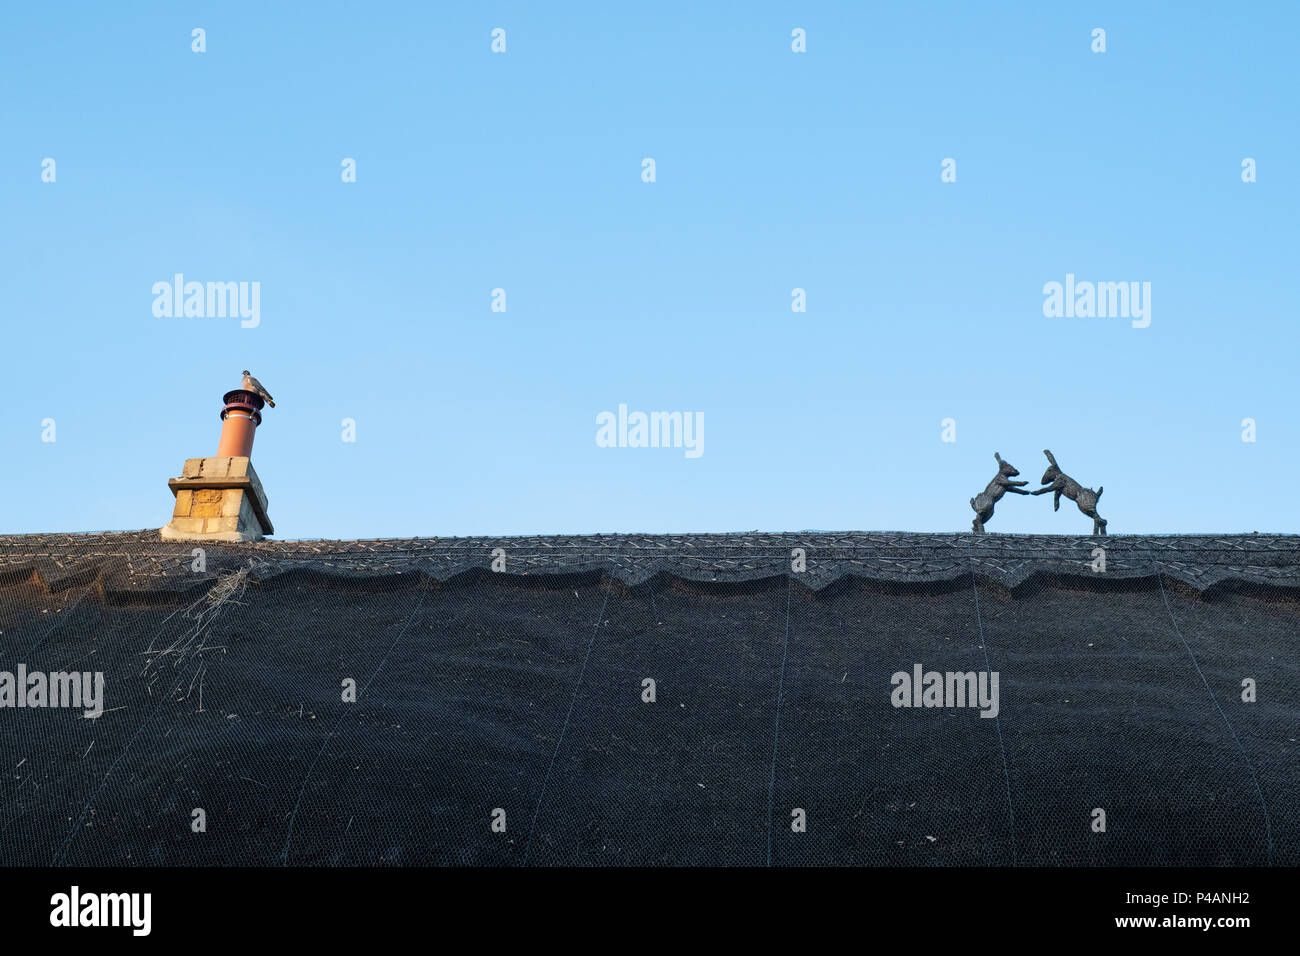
left=0, top=536, right=1295, bottom=866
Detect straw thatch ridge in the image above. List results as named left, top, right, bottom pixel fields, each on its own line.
left=1, top=530, right=1298, bottom=601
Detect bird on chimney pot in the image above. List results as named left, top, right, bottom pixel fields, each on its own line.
left=241, top=370, right=276, bottom=408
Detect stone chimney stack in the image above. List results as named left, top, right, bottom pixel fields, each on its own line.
left=160, top=389, right=274, bottom=542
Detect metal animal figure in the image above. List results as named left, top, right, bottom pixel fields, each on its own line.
left=970, top=452, right=1031, bottom=533
left=1031, top=449, right=1107, bottom=535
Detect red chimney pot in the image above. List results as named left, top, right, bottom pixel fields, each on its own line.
left=217, top=389, right=265, bottom=458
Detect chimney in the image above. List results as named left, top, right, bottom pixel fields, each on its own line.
left=160, top=389, right=275, bottom=542
left=216, top=390, right=263, bottom=458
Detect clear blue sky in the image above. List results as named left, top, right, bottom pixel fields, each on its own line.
left=3, top=2, right=1296, bottom=538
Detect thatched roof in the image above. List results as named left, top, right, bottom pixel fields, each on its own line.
left=3, top=530, right=1299, bottom=599
left=1, top=531, right=1295, bottom=866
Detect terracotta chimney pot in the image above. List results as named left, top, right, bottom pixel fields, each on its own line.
left=217, top=389, right=265, bottom=459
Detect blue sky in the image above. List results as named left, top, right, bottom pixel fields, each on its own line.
left=2, top=1, right=1296, bottom=538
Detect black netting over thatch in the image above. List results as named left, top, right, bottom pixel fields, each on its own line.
left=0, top=531, right=1295, bottom=866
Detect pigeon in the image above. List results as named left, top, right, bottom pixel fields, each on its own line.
left=241, top=370, right=276, bottom=407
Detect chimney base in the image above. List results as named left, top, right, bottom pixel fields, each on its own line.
left=160, top=457, right=274, bottom=542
